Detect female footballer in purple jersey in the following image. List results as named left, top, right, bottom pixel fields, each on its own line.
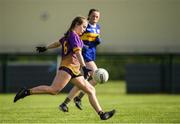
left=59, top=9, right=102, bottom=111
left=13, top=16, right=115, bottom=120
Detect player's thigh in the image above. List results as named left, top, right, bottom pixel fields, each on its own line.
left=51, top=70, right=71, bottom=90
left=71, top=76, right=94, bottom=94
left=86, top=61, right=98, bottom=76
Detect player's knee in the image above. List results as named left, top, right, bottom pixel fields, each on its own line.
left=91, top=86, right=96, bottom=94
left=86, top=85, right=96, bottom=96
left=49, top=87, right=59, bottom=95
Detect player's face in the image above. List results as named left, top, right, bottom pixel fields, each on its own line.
left=75, top=20, right=88, bottom=35
left=89, top=11, right=100, bottom=24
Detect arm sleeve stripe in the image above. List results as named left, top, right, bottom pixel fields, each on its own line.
left=73, top=47, right=81, bottom=52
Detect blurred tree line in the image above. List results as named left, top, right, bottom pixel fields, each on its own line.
left=1, top=53, right=179, bottom=80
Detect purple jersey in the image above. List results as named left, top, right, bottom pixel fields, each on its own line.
left=59, top=31, right=84, bottom=75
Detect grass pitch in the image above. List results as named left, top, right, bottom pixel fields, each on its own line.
left=1, top=81, right=180, bottom=123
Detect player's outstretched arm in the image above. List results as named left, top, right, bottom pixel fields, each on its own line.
left=36, top=41, right=60, bottom=53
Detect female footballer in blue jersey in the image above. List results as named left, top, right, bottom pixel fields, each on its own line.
left=59, top=9, right=103, bottom=111
left=13, top=16, right=115, bottom=120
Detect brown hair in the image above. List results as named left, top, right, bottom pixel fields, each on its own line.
left=64, top=16, right=87, bottom=37
left=87, top=9, right=100, bottom=20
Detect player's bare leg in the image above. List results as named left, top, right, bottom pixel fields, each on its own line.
left=59, top=86, right=80, bottom=112
left=72, top=76, right=116, bottom=120
left=73, top=61, right=98, bottom=109
left=59, top=61, right=98, bottom=111
left=14, top=70, right=71, bottom=102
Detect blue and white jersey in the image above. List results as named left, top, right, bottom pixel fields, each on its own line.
left=81, top=23, right=101, bottom=62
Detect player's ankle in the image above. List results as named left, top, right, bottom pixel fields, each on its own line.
left=98, top=111, right=104, bottom=115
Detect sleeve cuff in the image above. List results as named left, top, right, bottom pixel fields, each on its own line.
left=73, top=47, right=81, bottom=52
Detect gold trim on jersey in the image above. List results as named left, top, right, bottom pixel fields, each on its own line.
left=60, top=52, right=81, bottom=76
left=61, top=65, right=80, bottom=76
left=73, top=47, right=81, bottom=53
left=81, top=33, right=99, bottom=42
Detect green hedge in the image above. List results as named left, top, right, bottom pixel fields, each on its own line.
left=1, top=53, right=180, bottom=80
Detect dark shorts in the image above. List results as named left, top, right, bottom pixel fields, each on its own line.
left=59, top=66, right=82, bottom=79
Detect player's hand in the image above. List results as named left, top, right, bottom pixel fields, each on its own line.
left=82, top=66, right=91, bottom=79
left=36, top=46, right=47, bottom=53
